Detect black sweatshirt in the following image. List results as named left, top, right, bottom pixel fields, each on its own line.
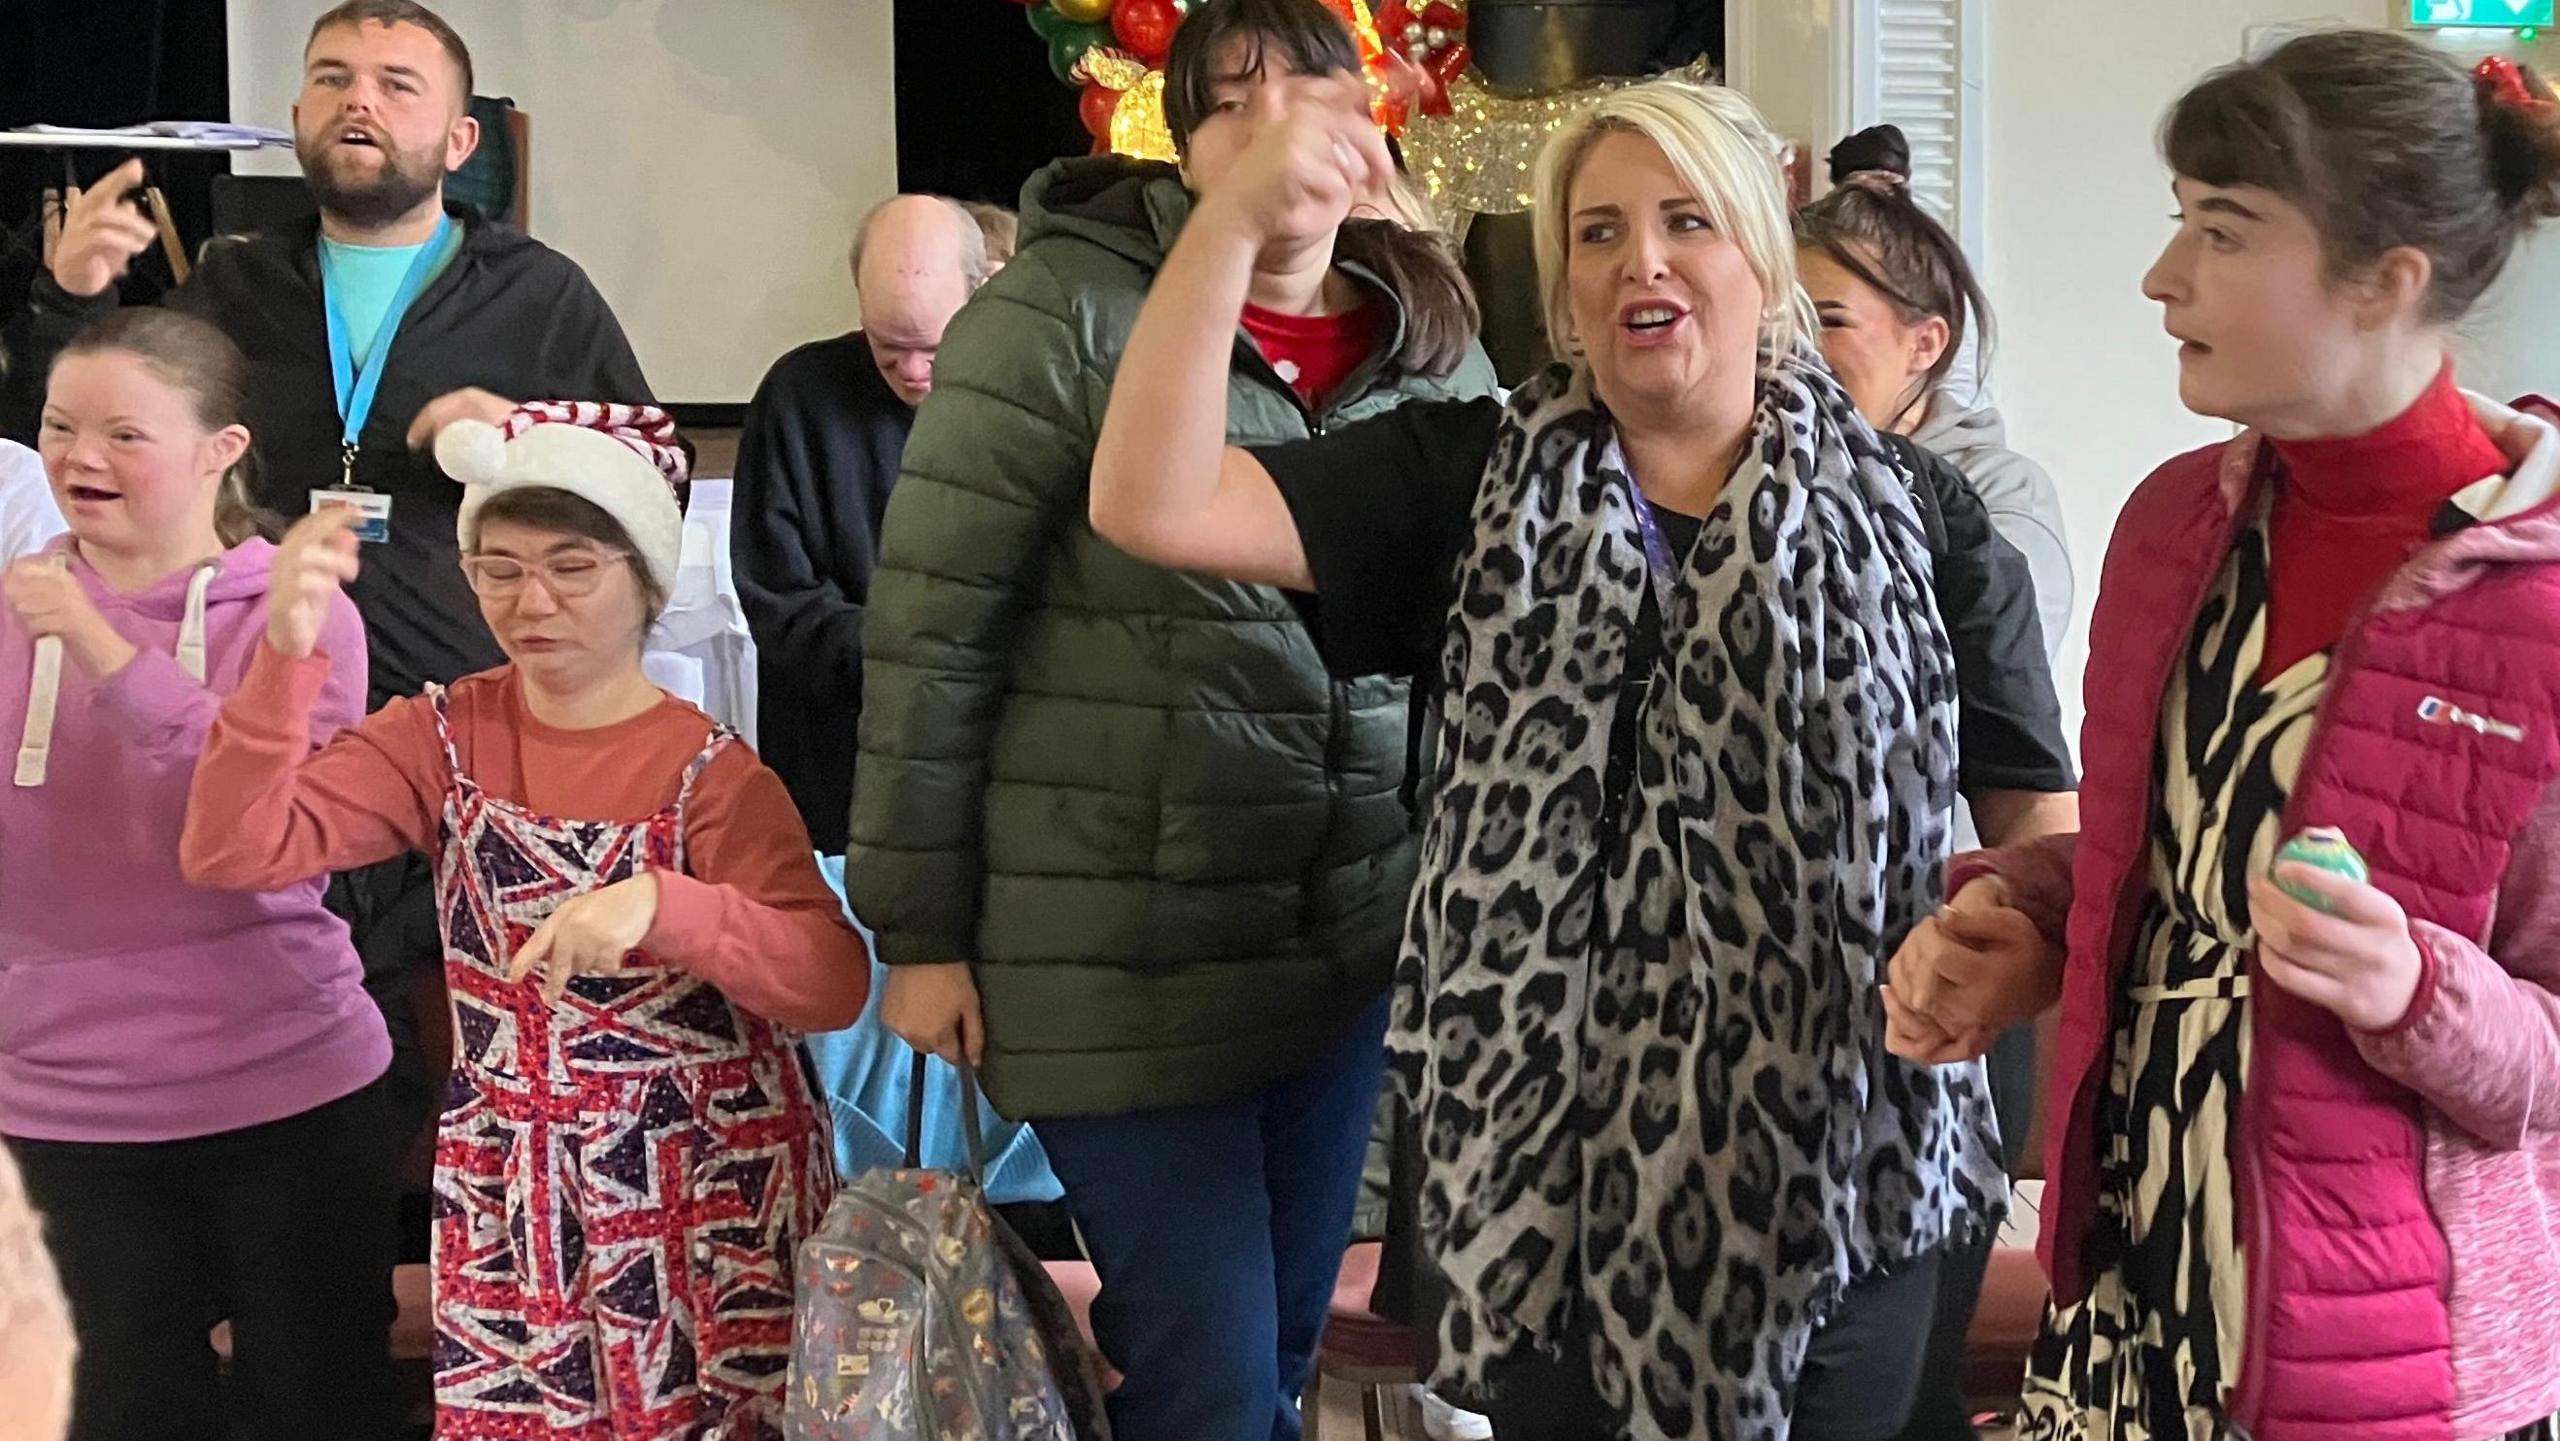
left=728, top=332, right=913, bottom=854
left=10, top=204, right=658, bottom=709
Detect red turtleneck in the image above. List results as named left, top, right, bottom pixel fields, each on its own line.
left=2260, top=365, right=2510, bottom=680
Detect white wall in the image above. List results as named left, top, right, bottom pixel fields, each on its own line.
left=1980, top=2, right=2558, bottom=746
left=1727, top=0, right=1851, bottom=174
left=225, top=0, right=897, bottom=404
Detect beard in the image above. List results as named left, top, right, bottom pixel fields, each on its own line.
left=297, top=131, right=446, bottom=230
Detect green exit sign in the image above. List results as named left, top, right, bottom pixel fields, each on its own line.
left=2410, top=0, right=2555, bottom=26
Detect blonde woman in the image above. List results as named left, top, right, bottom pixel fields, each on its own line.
left=1088, top=74, right=2065, bottom=1440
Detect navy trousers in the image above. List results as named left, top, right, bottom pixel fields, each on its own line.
left=1038, top=997, right=1390, bottom=1441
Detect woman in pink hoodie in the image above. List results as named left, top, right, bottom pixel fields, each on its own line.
left=0, top=309, right=388, bottom=1441
left=1885, top=32, right=2560, bottom=1441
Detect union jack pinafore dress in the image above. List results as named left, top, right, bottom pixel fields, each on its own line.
left=424, top=688, right=835, bottom=1440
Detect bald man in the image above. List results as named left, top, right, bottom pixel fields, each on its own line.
left=730, top=195, right=1069, bottom=1225
left=733, top=193, right=990, bottom=853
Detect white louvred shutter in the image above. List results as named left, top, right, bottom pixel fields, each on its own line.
left=1842, top=0, right=1988, bottom=398
left=1850, top=0, right=1984, bottom=261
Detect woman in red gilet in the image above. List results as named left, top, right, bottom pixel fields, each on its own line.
left=1887, top=32, right=2560, bottom=1441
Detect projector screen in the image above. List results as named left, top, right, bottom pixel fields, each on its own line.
left=225, top=0, right=897, bottom=406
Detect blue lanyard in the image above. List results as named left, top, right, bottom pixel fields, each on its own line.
left=322, top=214, right=453, bottom=487
left=1628, top=485, right=1683, bottom=626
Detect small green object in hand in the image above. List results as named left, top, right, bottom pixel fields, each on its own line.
left=2273, top=826, right=2369, bottom=914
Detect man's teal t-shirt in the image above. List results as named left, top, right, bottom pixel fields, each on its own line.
left=318, top=225, right=464, bottom=369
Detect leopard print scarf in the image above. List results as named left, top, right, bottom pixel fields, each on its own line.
left=1388, top=357, right=2007, bottom=1439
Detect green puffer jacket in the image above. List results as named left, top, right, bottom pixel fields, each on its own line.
left=845, top=157, right=1498, bottom=1121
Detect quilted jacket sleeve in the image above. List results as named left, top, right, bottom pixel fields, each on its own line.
left=2356, top=774, right=2560, bottom=1149
left=842, top=254, right=1095, bottom=965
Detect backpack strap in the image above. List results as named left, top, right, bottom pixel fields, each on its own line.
left=902, top=1048, right=988, bottom=1186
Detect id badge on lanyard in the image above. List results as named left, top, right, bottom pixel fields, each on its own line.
left=309, top=214, right=453, bottom=543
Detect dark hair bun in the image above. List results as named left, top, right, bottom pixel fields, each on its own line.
left=2482, top=67, right=2560, bottom=222
left=1827, top=125, right=1912, bottom=186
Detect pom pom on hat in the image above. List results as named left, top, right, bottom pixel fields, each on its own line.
left=434, top=417, right=510, bottom=488
left=446, top=401, right=689, bottom=608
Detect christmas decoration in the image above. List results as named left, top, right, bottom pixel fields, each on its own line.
left=1080, top=81, right=1125, bottom=139
left=1012, top=0, right=1431, bottom=161
left=1374, top=0, right=1469, bottom=115
left=1077, top=47, right=1154, bottom=91
left=1111, top=70, right=1178, bottom=160
left=1402, top=67, right=1686, bottom=216
left=1050, top=24, right=1117, bottom=82
left=1112, top=0, right=1184, bottom=62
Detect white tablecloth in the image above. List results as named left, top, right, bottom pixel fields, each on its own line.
left=642, top=477, right=759, bottom=746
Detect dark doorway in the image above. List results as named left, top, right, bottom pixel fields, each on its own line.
left=1, top=0, right=235, bottom=437
left=893, top=0, right=1091, bottom=211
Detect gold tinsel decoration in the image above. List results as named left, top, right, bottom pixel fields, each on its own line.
left=1403, top=65, right=1712, bottom=216
left=1110, top=70, right=1177, bottom=162
left=1106, top=0, right=1383, bottom=162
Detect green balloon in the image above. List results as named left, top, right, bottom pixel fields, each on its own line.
left=1047, top=22, right=1112, bottom=85
left=1025, top=3, right=1077, bottom=42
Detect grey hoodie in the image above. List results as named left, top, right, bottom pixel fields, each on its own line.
left=1910, top=400, right=2074, bottom=661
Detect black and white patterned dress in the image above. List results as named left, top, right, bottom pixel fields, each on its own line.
left=2019, top=518, right=2559, bottom=1441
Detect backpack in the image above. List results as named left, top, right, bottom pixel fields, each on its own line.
left=787, top=1057, right=1112, bottom=1439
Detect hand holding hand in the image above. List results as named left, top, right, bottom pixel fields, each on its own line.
left=1882, top=876, right=2061, bottom=1064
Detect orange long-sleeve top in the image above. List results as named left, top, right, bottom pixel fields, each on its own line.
left=183, top=641, right=871, bottom=1033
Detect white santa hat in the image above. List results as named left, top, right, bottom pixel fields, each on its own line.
left=438, top=400, right=689, bottom=606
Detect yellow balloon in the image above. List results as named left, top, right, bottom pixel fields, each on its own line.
left=1050, top=0, right=1115, bottom=23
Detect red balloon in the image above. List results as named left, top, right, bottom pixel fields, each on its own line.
left=1079, top=82, right=1122, bottom=139
left=1111, top=0, right=1181, bottom=63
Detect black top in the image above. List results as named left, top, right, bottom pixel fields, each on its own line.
left=9, top=203, right=659, bottom=709
left=729, top=331, right=915, bottom=854
left=1252, top=396, right=2077, bottom=804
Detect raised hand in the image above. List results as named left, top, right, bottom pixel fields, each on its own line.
left=1192, top=72, right=1396, bottom=254
left=48, top=159, right=160, bottom=300
left=267, top=508, right=364, bottom=659
left=406, top=387, right=516, bottom=452
left=3, top=554, right=134, bottom=678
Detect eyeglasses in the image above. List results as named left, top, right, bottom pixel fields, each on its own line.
left=459, top=551, right=629, bottom=599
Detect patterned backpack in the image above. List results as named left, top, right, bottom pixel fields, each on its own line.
left=787, top=1058, right=1112, bottom=1440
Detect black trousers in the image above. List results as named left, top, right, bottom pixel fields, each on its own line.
left=328, top=854, right=443, bottom=1157
left=7, top=1076, right=401, bottom=1441
left=1894, top=1022, right=2042, bottom=1441
left=1479, top=1249, right=1944, bottom=1441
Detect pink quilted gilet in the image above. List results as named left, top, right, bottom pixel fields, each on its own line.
left=2035, top=400, right=2560, bottom=1441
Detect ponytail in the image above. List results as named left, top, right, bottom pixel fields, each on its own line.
left=2480, top=59, right=2560, bottom=224
left=1795, top=126, right=1996, bottom=411
left=213, top=458, right=272, bottom=547
left=1333, top=216, right=1481, bottom=380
